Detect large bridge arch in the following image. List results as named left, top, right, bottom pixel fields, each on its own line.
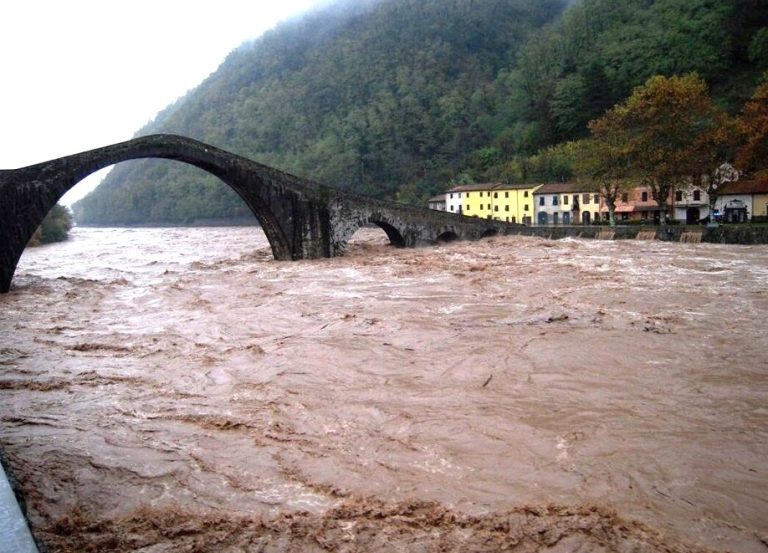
left=0, top=135, right=315, bottom=292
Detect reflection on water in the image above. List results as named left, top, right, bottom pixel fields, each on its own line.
left=1, top=227, right=767, bottom=552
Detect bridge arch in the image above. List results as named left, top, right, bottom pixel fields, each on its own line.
left=436, top=230, right=460, bottom=243
left=339, top=214, right=407, bottom=251
left=0, top=135, right=306, bottom=292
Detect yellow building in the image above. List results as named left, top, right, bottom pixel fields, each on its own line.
left=445, top=182, right=541, bottom=223
left=450, top=183, right=495, bottom=219
left=755, top=193, right=768, bottom=219
left=488, top=183, right=541, bottom=225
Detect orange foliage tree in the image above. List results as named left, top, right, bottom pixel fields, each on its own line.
left=736, top=74, right=768, bottom=180
left=589, top=74, right=729, bottom=225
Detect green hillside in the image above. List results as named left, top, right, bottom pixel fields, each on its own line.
left=73, top=0, right=768, bottom=225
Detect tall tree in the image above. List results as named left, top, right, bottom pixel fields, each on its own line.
left=736, top=73, right=768, bottom=179
left=574, top=134, right=631, bottom=227
left=598, top=74, right=724, bottom=224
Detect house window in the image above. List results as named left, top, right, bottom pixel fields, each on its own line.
left=539, top=197, right=545, bottom=206
left=563, top=195, right=569, bottom=205
left=449, top=193, right=453, bottom=199
left=494, top=192, right=498, bottom=198
left=487, top=215, right=492, bottom=219
left=505, top=205, right=509, bottom=211
left=621, top=193, right=629, bottom=203
left=512, top=217, right=517, bottom=223
left=594, top=194, right=599, bottom=204
left=693, top=189, right=701, bottom=201
left=466, top=205, right=471, bottom=211
left=487, top=204, right=490, bottom=210
left=494, top=206, right=498, bottom=212
left=552, top=196, right=559, bottom=206
left=524, top=204, right=529, bottom=211
left=505, top=192, right=509, bottom=198
left=675, top=191, right=683, bottom=201
left=506, top=217, right=509, bottom=222
left=583, top=194, right=590, bottom=204
left=641, top=191, right=648, bottom=202
left=450, top=206, right=454, bottom=211
left=524, top=191, right=529, bottom=198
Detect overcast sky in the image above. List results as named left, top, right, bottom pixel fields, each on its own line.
left=0, top=0, right=325, bottom=205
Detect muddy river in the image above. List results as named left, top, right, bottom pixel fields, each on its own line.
left=0, top=227, right=766, bottom=552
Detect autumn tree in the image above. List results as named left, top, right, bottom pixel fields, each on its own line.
left=574, top=134, right=631, bottom=226
left=736, top=73, right=768, bottom=180
left=690, top=112, right=738, bottom=222
left=597, top=74, right=726, bottom=225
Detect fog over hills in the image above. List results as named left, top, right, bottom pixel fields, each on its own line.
left=73, top=0, right=767, bottom=225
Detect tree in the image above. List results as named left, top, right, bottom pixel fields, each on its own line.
left=691, top=113, right=738, bottom=222
left=574, top=135, right=631, bottom=226
left=28, top=204, right=73, bottom=246
left=707, top=162, right=739, bottom=222
left=599, top=74, right=725, bottom=225
left=736, top=73, right=768, bottom=180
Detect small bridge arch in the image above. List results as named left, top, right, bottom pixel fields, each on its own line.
left=337, top=212, right=409, bottom=251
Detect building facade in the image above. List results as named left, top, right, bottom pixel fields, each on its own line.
left=672, top=186, right=710, bottom=223
left=533, top=183, right=602, bottom=225
left=714, top=178, right=768, bottom=222
left=427, top=193, right=447, bottom=211
left=602, top=186, right=674, bottom=223
left=488, top=184, right=540, bottom=225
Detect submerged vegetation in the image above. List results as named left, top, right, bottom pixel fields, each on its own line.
left=28, top=204, right=73, bottom=246
left=73, top=0, right=768, bottom=225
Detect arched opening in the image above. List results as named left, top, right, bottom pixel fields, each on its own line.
left=436, top=230, right=459, bottom=243
left=345, top=220, right=406, bottom=255
left=70, top=159, right=259, bottom=228
left=2, top=135, right=301, bottom=292
left=480, top=228, right=498, bottom=239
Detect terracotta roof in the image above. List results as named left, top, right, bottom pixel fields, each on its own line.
left=718, top=178, right=768, bottom=195
left=446, top=183, right=496, bottom=193
left=491, top=183, right=543, bottom=191
left=428, top=194, right=446, bottom=202
left=534, top=182, right=595, bottom=194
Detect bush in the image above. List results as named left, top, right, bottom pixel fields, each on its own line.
left=28, top=205, right=73, bottom=246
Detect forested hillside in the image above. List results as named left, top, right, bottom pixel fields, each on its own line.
left=73, top=0, right=768, bottom=225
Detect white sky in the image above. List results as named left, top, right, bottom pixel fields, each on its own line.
left=0, top=0, right=325, bottom=205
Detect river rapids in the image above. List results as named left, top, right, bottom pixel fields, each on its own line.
left=0, top=227, right=766, bottom=552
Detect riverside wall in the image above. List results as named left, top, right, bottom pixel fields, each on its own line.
left=508, top=224, right=768, bottom=244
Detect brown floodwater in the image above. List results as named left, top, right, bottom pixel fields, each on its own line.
left=0, top=227, right=766, bottom=552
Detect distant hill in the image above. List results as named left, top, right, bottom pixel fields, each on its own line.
left=73, top=0, right=767, bottom=225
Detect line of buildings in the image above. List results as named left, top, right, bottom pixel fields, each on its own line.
left=427, top=178, right=768, bottom=225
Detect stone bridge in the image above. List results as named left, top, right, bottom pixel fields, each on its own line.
left=0, top=134, right=520, bottom=293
